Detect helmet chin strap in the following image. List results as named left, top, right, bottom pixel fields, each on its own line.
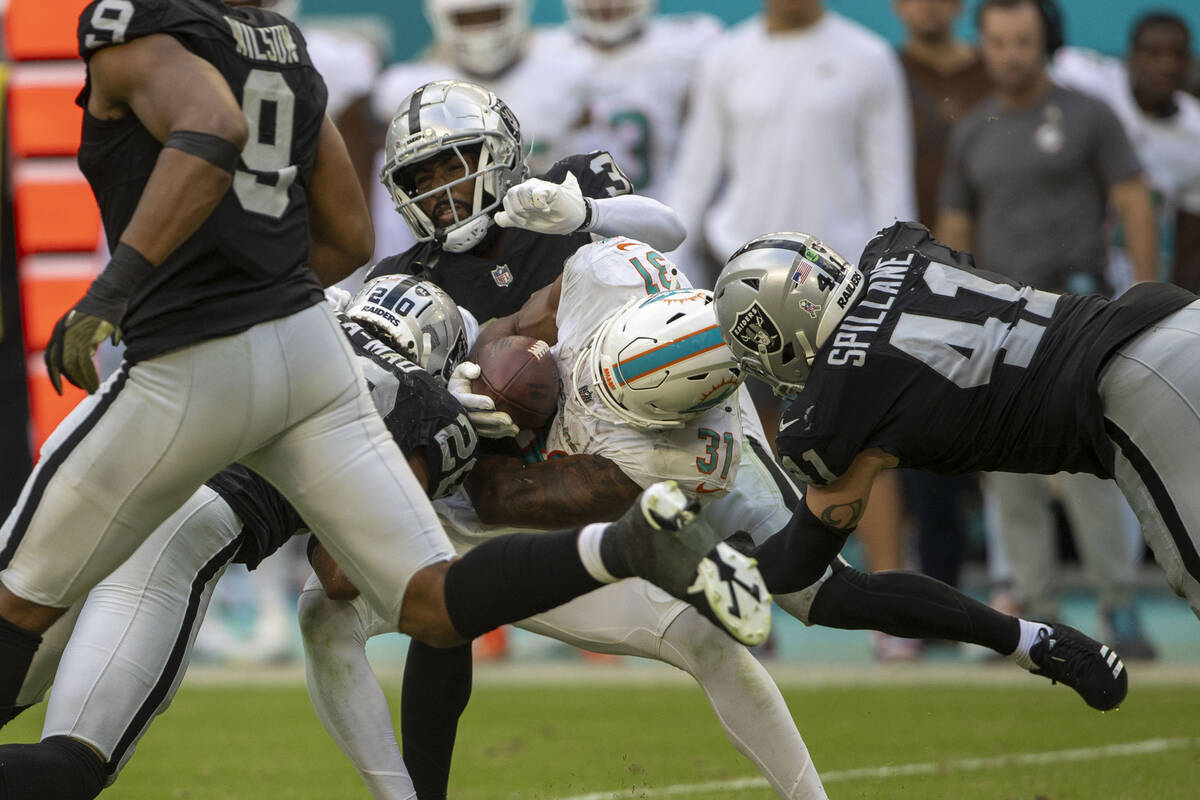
left=440, top=216, right=491, bottom=253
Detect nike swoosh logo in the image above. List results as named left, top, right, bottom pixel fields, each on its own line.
left=778, top=418, right=802, bottom=433
left=696, top=483, right=723, bottom=494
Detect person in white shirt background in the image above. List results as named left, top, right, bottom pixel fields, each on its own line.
left=666, top=0, right=917, bottom=659
left=1052, top=11, right=1200, bottom=293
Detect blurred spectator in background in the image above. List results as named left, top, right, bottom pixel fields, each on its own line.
left=669, top=0, right=915, bottom=284
left=564, top=0, right=722, bottom=203
left=369, top=0, right=590, bottom=262
left=892, top=0, right=990, bottom=603
left=938, top=0, right=1158, bottom=658
left=669, top=0, right=917, bottom=660
left=1053, top=12, right=1200, bottom=292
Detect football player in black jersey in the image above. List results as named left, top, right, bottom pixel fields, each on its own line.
left=0, top=278, right=479, bottom=798
left=0, top=0, right=768, bottom=783
left=714, top=221, right=1200, bottom=711
left=368, top=79, right=687, bottom=324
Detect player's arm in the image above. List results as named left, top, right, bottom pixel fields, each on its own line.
left=1173, top=209, right=1200, bottom=292
left=47, top=33, right=250, bottom=394
left=310, top=452, right=431, bottom=600
left=751, top=448, right=897, bottom=594
left=470, top=275, right=563, bottom=355
left=467, top=452, right=641, bottom=529
left=1109, top=177, right=1158, bottom=284
left=495, top=172, right=685, bottom=252
left=306, top=115, right=374, bottom=286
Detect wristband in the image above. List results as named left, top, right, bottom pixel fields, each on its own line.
left=77, top=241, right=154, bottom=322
left=576, top=197, right=596, bottom=232
left=163, top=130, right=242, bottom=173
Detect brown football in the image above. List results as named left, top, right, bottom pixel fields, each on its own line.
left=471, top=335, right=560, bottom=430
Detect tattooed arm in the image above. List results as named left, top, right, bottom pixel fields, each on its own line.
left=468, top=451, right=642, bottom=529
left=803, top=448, right=898, bottom=529
left=753, top=448, right=898, bottom=593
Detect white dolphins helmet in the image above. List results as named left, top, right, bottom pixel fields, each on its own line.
left=380, top=80, right=527, bottom=253
left=713, top=233, right=865, bottom=397
left=346, top=275, right=469, bottom=384
left=576, top=289, right=742, bottom=429
left=424, top=0, right=531, bottom=77
left=565, top=0, right=655, bottom=46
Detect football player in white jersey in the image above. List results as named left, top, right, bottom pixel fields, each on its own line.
left=301, top=237, right=1124, bottom=800
left=561, top=0, right=723, bottom=201
left=1052, top=12, right=1200, bottom=291
left=369, top=0, right=592, bottom=260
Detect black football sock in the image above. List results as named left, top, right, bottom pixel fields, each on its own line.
left=0, top=617, right=41, bottom=729
left=401, top=640, right=472, bottom=800
left=807, top=566, right=1019, bottom=653
left=0, top=735, right=107, bottom=800
left=442, top=531, right=602, bottom=640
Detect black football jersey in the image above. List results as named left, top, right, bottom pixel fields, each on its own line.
left=76, top=0, right=325, bottom=362
left=210, top=316, right=477, bottom=567
left=777, top=222, right=1195, bottom=486
left=369, top=151, right=634, bottom=321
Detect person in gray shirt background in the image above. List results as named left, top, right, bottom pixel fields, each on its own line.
left=937, top=0, right=1159, bottom=658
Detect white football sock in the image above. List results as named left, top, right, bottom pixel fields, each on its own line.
left=298, top=580, right=417, bottom=800
left=577, top=522, right=618, bottom=584
left=1009, top=618, right=1053, bottom=671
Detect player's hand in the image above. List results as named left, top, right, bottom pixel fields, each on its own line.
left=44, top=305, right=122, bottom=396
left=323, top=286, right=353, bottom=313
left=448, top=361, right=520, bottom=439
left=494, top=172, right=588, bottom=235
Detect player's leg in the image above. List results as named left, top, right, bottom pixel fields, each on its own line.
left=246, top=306, right=770, bottom=647
left=297, top=574, right=418, bottom=800
left=516, top=583, right=827, bottom=800
left=1100, top=300, right=1200, bottom=619
left=0, top=486, right=243, bottom=798
left=0, top=337, right=259, bottom=722
left=739, top=440, right=1127, bottom=710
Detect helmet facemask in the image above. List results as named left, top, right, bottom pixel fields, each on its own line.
left=381, top=81, right=527, bottom=254
left=424, top=0, right=531, bottom=77
left=565, top=0, right=655, bottom=46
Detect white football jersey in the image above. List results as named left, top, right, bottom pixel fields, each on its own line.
left=304, top=27, right=380, bottom=119
left=544, top=237, right=743, bottom=497
left=565, top=14, right=723, bottom=201
left=1053, top=47, right=1200, bottom=280
left=369, top=27, right=592, bottom=262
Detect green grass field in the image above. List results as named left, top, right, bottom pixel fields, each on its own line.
left=4, top=674, right=1198, bottom=799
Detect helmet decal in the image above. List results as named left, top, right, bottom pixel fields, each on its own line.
left=729, top=302, right=783, bottom=355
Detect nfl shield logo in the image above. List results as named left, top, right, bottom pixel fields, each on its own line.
left=491, top=264, right=513, bottom=287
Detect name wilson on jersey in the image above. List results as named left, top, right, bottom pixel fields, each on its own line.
left=225, top=17, right=300, bottom=64
left=825, top=253, right=914, bottom=368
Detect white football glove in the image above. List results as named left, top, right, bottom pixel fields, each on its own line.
left=494, top=172, right=588, bottom=235
left=324, top=286, right=353, bottom=313
left=448, top=361, right=520, bottom=439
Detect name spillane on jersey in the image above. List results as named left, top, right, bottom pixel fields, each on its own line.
left=370, top=151, right=634, bottom=322
left=777, top=222, right=1195, bottom=487
left=76, top=0, right=326, bottom=361
left=207, top=317, right=477, bottom=567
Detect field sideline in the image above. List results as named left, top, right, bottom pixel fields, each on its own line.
left=3, top=664, right=1197, bottom=799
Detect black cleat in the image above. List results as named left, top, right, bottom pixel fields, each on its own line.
left=603, top=481, right=771, bottom=646
left=1029, top=623, right=1128, bottom=711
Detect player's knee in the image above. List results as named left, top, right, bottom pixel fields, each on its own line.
left=396, top=562, right=465, bottom=648
left=0, top=735, right=107, bottom=799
